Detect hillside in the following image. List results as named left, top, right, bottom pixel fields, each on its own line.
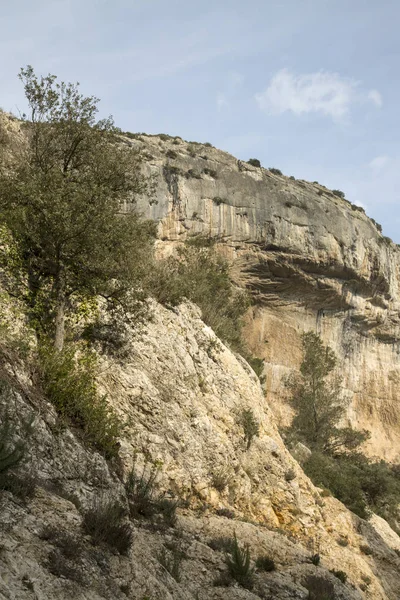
left=125, top=132, right=400, bottom=462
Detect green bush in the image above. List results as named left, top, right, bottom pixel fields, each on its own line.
left=226, top=535, right=254, bottom=590
left=269, top=167, right=282, bottom=175
left=332, top=189, right=345, bottom=198
left=147, top=242, right=249, bottom=352
left=82, top=498, right=132, bottom=555
left=330, top=569, right=347, bottom=583
left=255, top=555, right=275, bottom=571
left=213, top=196, right=228, bottom=206
left=203, top=168, right=218, bottom=178
left=238, top=408, right=260, bottom=449
left=39, top=344, right=123, bottom=458
left=247, top=158, right=261, bottom=167
left=304, top=575, right=335, bottom=600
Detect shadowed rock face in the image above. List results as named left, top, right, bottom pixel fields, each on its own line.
left=131, top=133, right=400, bottom=461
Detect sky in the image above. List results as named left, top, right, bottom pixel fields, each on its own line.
left=1, top=0, right=400, bottom=240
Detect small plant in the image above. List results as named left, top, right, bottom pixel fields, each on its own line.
left=361, top=574, right=371, bottom=585
left=285, top=468, right=296, bottom=482
left=310, top=553, right=320, bottom=565
left=157, top=497, right=179, bottom=527
left=289, top=175, right=295, bottom=180
left=166, top=149, right=178, bottom=159
left=238, top=408, right=260, bottom=449
left=158, top=133, right=170, bottom=141
left=213, top=196, right=228, bottom=206
left=211, top=468, right=230, bottom=492
left=215, top=508, right=235, bottom=519
left=204, top=142, right=213, bottom=147
left=82, top=498, right=132, bottom=555
left=125, top=463, right=160, bottom=518
left=158, top=543, right=184, bottom=582
left=0, top=472, right=36, bottom=501
left=40, top=526, right=84, bottom=560
left=269, top=167, right=282, bottom=175
left=203, top=168, right=218, bottom=178
left=46, top=549, right=85, bottom=585
left=359, top=543, right=373, bottom=555
left=185, top=169, right=202, bottom=179
left=187, top=144, right=197, bottom=157
left=332, top=189, right=345, bottom=198
left=226, top=535, right=254, bottom=590
left=255, top=555, right=275, bottom=572
left=247, top=158, right=261, bottom=167
left=330, top=569, right=347, bottom=583
left=337, top=536, right=349, bottom=547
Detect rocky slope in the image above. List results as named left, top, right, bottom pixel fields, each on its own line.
left=0, top=300, right=399, bottom=600
left=127, top=133, right=400, bottom=461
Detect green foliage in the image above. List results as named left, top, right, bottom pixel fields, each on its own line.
left=332, top=189, right=345, bottom=198
left=255, top=555, right=275, bottom=572
left=285, top=332, right=369, bottom=452
left=208, top=537, right=235, bottom=552
left=38, top=343, right=123, bottom=458
left=82, top=498, right=132, bottom=555
left=215, top=508, right=235, bottom=519
left=0, top=66, right=155, bottom=350
left=211, top=467, right=230, bottom=492
left=238, top=408, right=260, bottom=449
left=185, top=168, right=201, bottom=179
left=204, top=142, right=213, bottom=147
left=125, top=462, right=178, bottom=526
left=247, top=158, right=261, bottom=167
left=269, top=167, right=282, bottom=175
left=330, top=569, right=347, bottom=583
left=226, top=535, right=254, bottom=590
left=147, top=242, right=249, bottom=352
left=247, top=356, right=264, bottom=379
left=310, top=553, right=320, bottom=565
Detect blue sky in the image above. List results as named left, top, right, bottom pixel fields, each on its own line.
left=2, top=0, right=400, bottom=240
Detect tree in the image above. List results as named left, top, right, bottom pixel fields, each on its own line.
left=285, top=332, right=368, bottom=453
left=0, top=66, right=155, bottom=349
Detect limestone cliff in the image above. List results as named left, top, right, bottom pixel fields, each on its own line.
left=129, top=133, right=400, bottom=461
left=0, top=300, right=399, bottom=599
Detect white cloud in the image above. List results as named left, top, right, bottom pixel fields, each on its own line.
left=255, top=69, right=382, bottom=121
left=368, top=89, right=383, bottom=107
left=369, top=155, right=389, bottom=170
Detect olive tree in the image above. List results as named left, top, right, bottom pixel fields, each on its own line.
left=0, top=66, right=155, bottom=349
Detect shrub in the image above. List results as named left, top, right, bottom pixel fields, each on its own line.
left=0, top=472, right=36, bottom=501
left=203, top=168, right=218, bottom=178
left=226, top=535, right=254, bottom=590
left=332, top=189, right=345, bottom=198
left=166, top=149, right=178, bottom=159
left=255, top=555, right=275, bottom=572
left=310, top=553, right=320, bottom=565
left=38, top=344, right=123, bottom=458
left=204, top=142, right=213, bottom=147
left=125, top=463, right=159, bottom=518
left=185, top=168, right=202, bottom=179
left=238, top=408, right=260, bottom=449
left=158, top=133, right=170, bottom=141
left=359, top=543, right=373, bottom=555
left=147, top=242, right=249, bottom=352
left=211, top=468, right=230, bottom=492
left=158, top=544, right=184, bottom=582
left=269, top=167, right=282, bottom=175
left=285, top=468, right=296, bottom=482
left=82, top=498, right=132, bottom=555
left=46, top=548, right=86, bottom=585
left=247, top=357, right=264, bottom=379
left=40, top=526, right=83, bottom=560
left=215, top=508, right=235, bottom=519
left=330, top=569, right=347, bottom=583
left=247, top=158, right=261, bottom=167
left=337, top=537, right=349, bottom=547
left=213, top=196, right=228, bottom=206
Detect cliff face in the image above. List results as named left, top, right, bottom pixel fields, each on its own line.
left=131, top=134, right=400, bottom=461
left=1, top=300, right=399, bottom=600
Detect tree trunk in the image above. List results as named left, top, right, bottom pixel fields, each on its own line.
left=54, top=272, right=66, bottom=351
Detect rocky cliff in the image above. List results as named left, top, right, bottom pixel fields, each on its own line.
left=129, top=133, right=400, bottom=462
left=1, top=300, right=399, bottom=600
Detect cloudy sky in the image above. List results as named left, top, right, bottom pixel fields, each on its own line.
left=2, top=0, right=400, bottom=240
